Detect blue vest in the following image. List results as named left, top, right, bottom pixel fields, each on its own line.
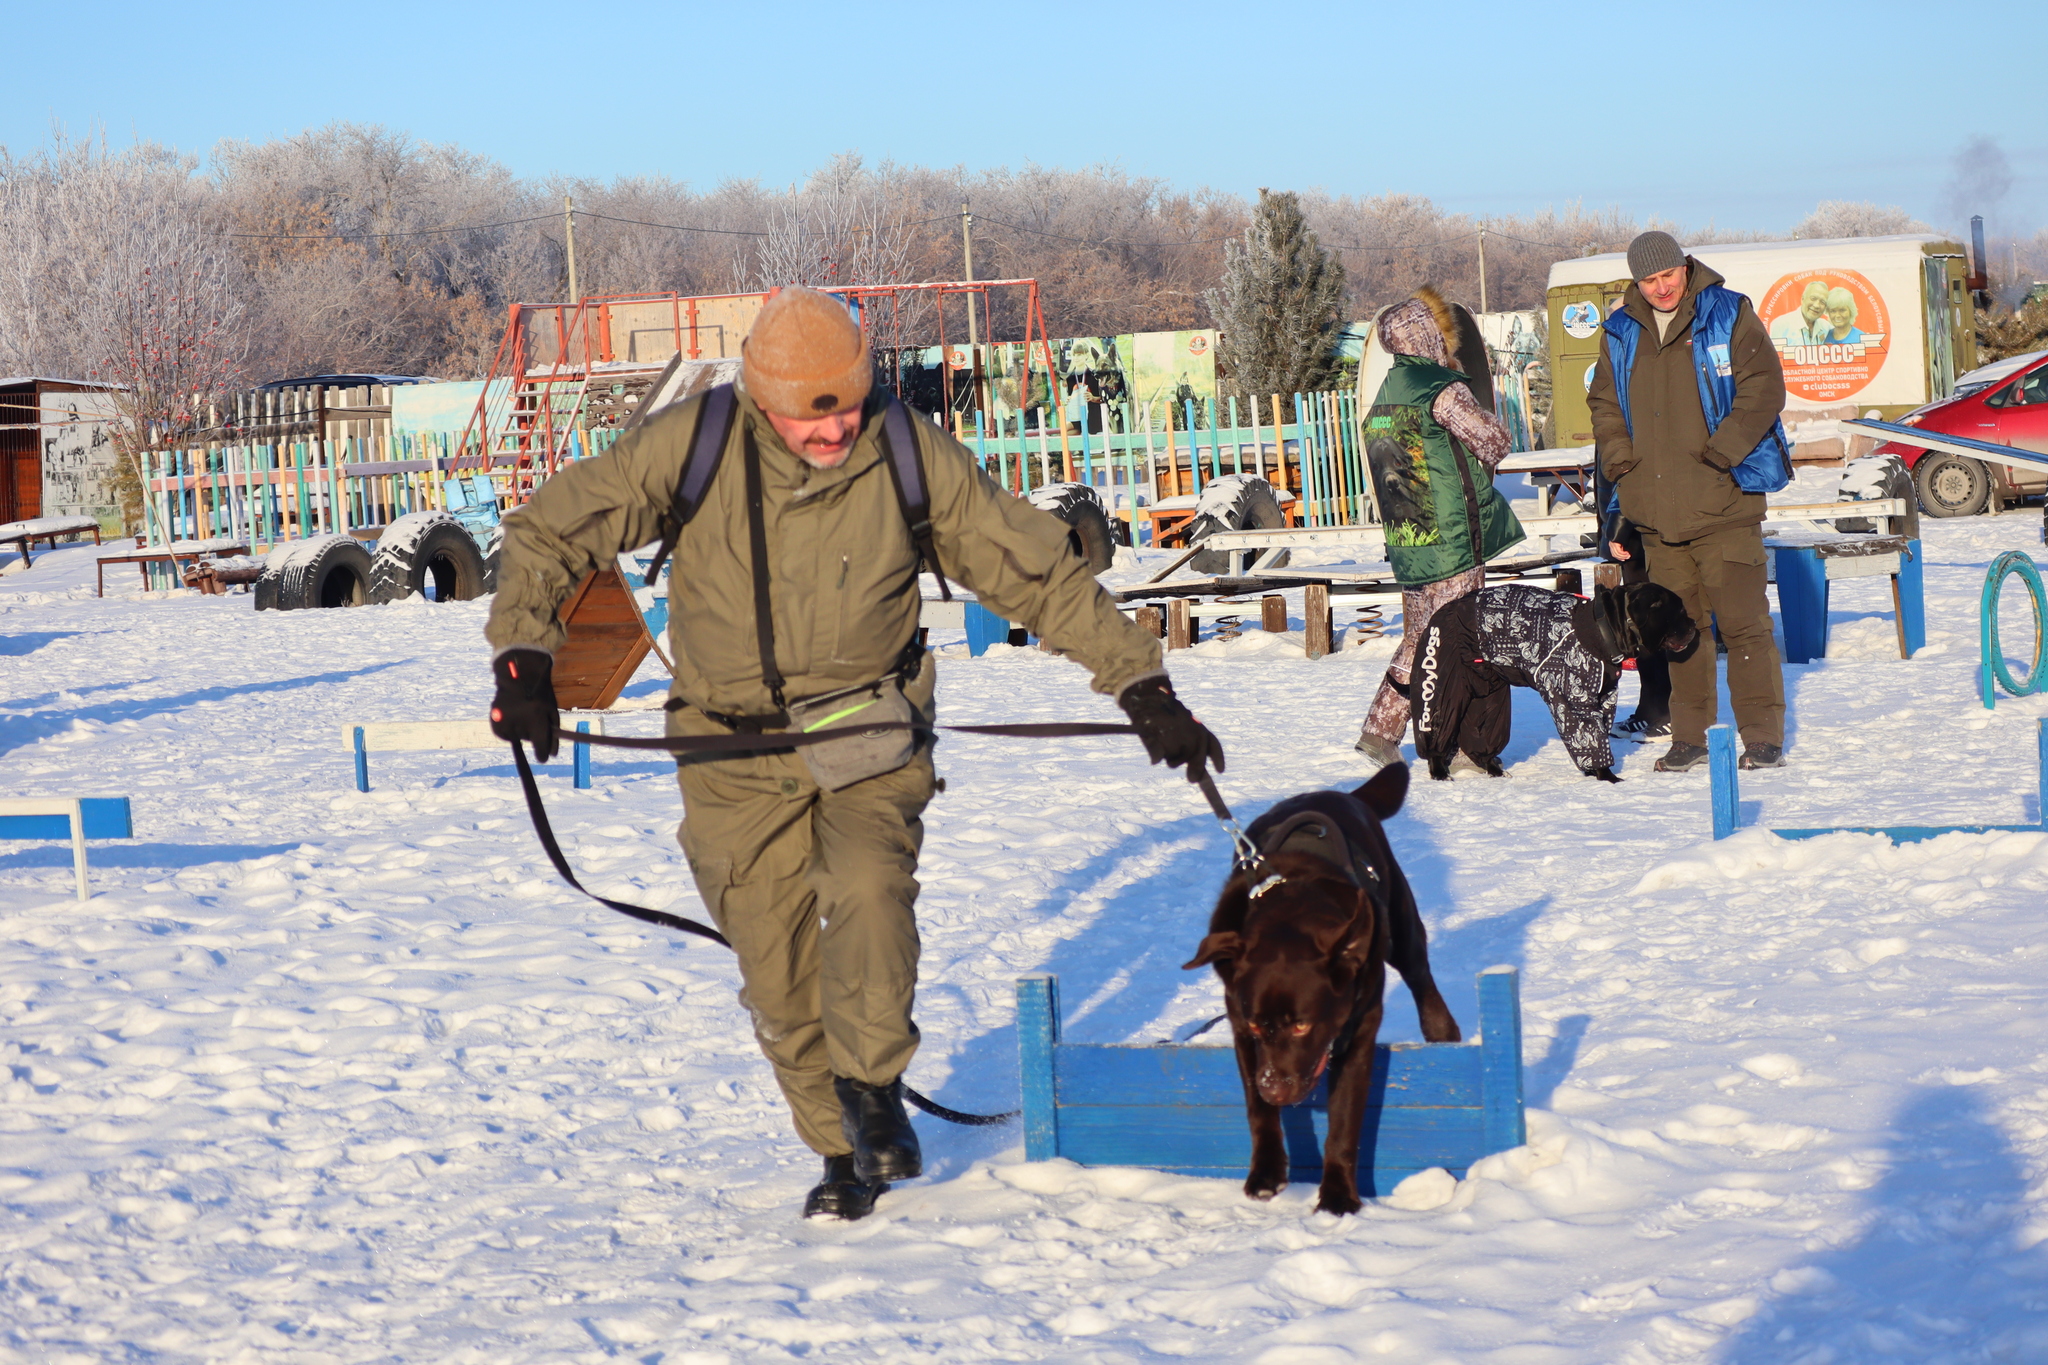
left=1603, top=285, right=1791, bottom=495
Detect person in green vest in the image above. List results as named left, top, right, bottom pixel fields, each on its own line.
left=1354, top=287, right=1524, bottom=769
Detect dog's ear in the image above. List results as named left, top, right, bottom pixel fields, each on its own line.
left=1352, top=761, right=1409, bottom=819
left=1182, top=931, right=1242, bottom=970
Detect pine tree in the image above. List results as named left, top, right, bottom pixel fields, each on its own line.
left=1208, top=189, right=1347, bottom=399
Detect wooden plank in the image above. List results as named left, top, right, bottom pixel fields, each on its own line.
left=1165, top=597, right=1193, bottom=650
left=1479, top=966, right=1526, bottom=1152
left=1053, top=1105, right=1492, bottom=1188
left=1019, top=976, right=1059, bottom=1161
left=0, top=798, right=131, bottom=840
left=553, top=568, right=654, bottom=710
left=1052, top=1041, right=1483, bottom=1107
left=1770, top=823, right=2041, bottom=842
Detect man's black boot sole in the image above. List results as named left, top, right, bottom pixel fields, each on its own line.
left=803, top=1154, right=886, bottom=1220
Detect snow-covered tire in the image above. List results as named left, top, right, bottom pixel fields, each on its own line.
left=1026, top=482, right=1118, bottom=572
left=1186, top=474, right=1288, bottom=574
left=1836, top=453, right=1920, bottom=539
left=255, top=534, right=373, bottom=611
left=481, top=525, right=504, bottom=594
left=370, top=513, right=488, bottom=604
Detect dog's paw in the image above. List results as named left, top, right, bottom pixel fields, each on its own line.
left=1587, top=765, right=1623, bottom=784
left=1315, top=1183, right=1362, bottom=1217
left=1244, top=1163, right=1288, bottom=1201
left=1480, top=756, right=1506, bottom=777
left=1427, top=760, right=1451, bottom=781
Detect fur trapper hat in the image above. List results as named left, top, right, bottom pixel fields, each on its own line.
left=742, top=286, right=872, bottom=418
left=1375, top=285, right=1461, bottom=370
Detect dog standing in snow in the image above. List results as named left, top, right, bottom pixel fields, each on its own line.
left=1184, top=764, right=1460, bottom=1215
left=1412, top=582, right=1698, bottom=782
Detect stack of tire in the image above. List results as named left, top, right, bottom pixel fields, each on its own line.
left=254, top=513, right=493, bottom=611
left=1025, top=483, right=1128, bottom=573
left=1184, top=474, right=1289, bottom=574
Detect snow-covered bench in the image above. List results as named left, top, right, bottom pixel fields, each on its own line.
left=0, top=515, right=102, bottom=568
left=0, top=797, right=133, bottom=901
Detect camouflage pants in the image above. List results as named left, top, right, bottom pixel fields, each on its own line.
left=1359, top=568, right=1488, bottom=747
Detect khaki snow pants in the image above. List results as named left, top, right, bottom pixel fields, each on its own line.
left=1645, top=523, right=1785, bottom=748
left=671, top=662, right=935, bottom=1157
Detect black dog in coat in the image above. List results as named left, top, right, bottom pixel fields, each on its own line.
left=1413, top=582, right=1698, bottom=782
left=1183, top=763, right=1460, bottom=1215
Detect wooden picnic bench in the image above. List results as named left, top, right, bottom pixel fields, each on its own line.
left=96, top=539, right=250, bottom=597
left=0, top=516, right=102, bottom=568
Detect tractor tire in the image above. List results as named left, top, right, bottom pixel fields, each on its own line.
left=1836, top=453, right=1921, bottom=539
left=1912, top=452, right=1991, bottom=519
left=1186, top=474, right=1288, bottom=574
left=1026, top=482, right=1118, bottom=572
left=481, top=524, right=504, bottom=594
left=370, top=513, right=488, bottom=604
left=256, top=534, right=374, bottom=611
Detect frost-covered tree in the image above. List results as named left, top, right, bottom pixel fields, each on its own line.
left=1208, top=189, right=1346, bottom=398
left=1792, top=200, right=1931, bottom=239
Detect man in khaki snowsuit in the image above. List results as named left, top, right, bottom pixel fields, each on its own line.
left=1588, top=232, right=1789, bottom=772
left=485, top=287, right=1221, bottom=1219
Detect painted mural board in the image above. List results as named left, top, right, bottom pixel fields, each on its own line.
left=40, top=391, right=122, bottom=530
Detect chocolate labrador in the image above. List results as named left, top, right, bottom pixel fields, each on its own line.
left=1184, top=762, right=1460, bottom=1214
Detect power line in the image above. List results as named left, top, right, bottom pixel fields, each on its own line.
left=972, top=214, right=1235, bottom=248
left=229, top=213, right=558, bottom=241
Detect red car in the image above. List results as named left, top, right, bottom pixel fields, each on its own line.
left=1874, top=348, right=2048, bottom=516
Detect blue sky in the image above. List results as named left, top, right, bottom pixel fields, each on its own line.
left=10, top=0, right=2044, bottom=238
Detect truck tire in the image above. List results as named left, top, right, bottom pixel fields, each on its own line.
left=481, top=525, right=504, bottom=594
left=1187, top=474, right=1288, bottom=574
left=1912, top=452, right=1991, bottom=518
left=1026, top=482, right=1118, bottom=572
left=370, top=513, right=488, bottom=604
left=256, top=534, right=373, bottom=611
left=1836, top=453, right=1921, bottom=539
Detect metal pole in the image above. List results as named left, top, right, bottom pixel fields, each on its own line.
left=961, top=203, right=978, bottom=347
left=1477, top=227, right=1488, bottom=315
left=564, top=196, right=580, bottom=304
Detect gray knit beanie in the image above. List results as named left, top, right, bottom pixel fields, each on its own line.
left=1627, top=231, right=1686, bottom=282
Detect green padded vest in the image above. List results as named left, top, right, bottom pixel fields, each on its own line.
left=1363, top=354, right=1524, bottom=586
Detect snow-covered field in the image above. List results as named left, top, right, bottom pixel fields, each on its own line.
left=5, top=499, right=2048, bottom=1364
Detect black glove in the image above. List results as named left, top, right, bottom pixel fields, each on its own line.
left=1117, top=676, right=1225, bottom=781
left=491, top=648, right=560, bottom=762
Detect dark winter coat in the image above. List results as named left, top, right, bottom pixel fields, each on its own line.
left=1587, top=259, right=1787, bottom=544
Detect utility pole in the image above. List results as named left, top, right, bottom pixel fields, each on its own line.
left=1476, top=226, right=1488, bottom=315
left=564, top=195, right=581, bottom=304
left=961, top=200, right=978, bottom=346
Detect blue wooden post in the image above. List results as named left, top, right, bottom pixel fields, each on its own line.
left=353, top=726, right=370, bottom=793
left=974, top=409, right=987, bottom=478
left=1017, top=975, right=1060, bottom=1161
left=1079, top=402, right=1093, bottom=489
left=1896, top=538, right=1925, bottom=657
left=2038, top=718, right=2047, bottom=828
left=1478, top=967, right=1526, bottom=1152
left=1708, top=724, right=1739, bottom=839
left=574, top=721, right=591, bottom=790
left=1772, top=545, right=1829, bottom=664
left=963, top=600, right=1009, bottom=657
left=1982, top=660, right=1998, bottom=711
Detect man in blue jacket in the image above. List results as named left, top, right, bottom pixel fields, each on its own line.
left=1588, top=232, right=1791, bottom=771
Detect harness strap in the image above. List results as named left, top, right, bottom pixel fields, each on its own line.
left=878, top=397, right=952, bottom=601
left=643, top=382, right=738, bottom=586
left=740, top=427, right=788, bottom=712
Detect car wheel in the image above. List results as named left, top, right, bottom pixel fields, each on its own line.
left=1912, top=452, right=1991, bottom=518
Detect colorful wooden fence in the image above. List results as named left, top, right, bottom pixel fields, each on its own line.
left=142, top=391, right=1373, bottom=551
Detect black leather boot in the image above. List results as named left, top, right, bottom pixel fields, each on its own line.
left=834, top=1076, right=923, bottom=1182
left=802, top=1154, right=885, bottom=1220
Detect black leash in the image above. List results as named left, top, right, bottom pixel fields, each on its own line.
left=510, top=717, right=1217, bottom=1129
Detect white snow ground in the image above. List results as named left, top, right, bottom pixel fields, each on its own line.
left=4, top=498, right=2048, bottom=1364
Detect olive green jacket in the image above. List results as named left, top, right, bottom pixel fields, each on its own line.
left=484, top=386, right=1161, bottom=714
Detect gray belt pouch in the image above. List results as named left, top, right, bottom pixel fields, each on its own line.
left=785, top=676, right=917, bottom=791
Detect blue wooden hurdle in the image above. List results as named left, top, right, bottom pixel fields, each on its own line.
left=0, top=797, right=133, bottom=900
left=1018, top=968, right=1525, bottom=1194
left=1709, top=719, right=2048, bottom=842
